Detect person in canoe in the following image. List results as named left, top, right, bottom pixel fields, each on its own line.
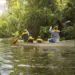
left=36, top=36, right=43, bottom=43
left=28, top=36, right=34, bottom=43
left=21, top=29, right=29, bottom=42
left=48, top=26, right=60, bottom=43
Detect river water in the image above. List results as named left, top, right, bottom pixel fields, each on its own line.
left=0, top=39, right=75, bottom=75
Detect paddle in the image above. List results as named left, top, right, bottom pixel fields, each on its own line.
left=11, top=31, right=20, bottom=45
left=12, top=38, right=18, bottom=45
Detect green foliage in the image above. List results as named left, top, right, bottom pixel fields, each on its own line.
left=26, top=11, right=52, bottom=38
left=62, top=0, right=75, bottom=39
left=40, top=26, right=50, bottom=40
left=0, top=25, right=11, bottom=38
left=0, top=0, right=75, bottom=39
left=62, top=26, right=74, bottom=39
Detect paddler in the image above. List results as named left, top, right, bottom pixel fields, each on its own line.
left=36, top=36, right=43, bottom=43
left=28, top=36, right=34, bottom=43
left=49, top=26, right=60, bottom=43
left=21, top=29, right=29, bottom=42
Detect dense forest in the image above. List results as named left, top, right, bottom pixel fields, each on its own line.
left=0, top=0, right=75, bottom=40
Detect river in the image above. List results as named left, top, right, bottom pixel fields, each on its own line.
left=0, top=39, right=75, bottom=75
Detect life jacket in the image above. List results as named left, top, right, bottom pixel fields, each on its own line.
left=37, top=38, right=43, bottom=43
left=22, top=32, right=28, bottom=35
left=52, top=30, right=60, bottom=32
left=28, top=36, right=34, bottom=43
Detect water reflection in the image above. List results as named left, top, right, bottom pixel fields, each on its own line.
left=0, top=41, right=75, bottom=75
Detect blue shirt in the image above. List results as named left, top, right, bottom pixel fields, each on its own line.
left=49, top=27, right=60, bottom=42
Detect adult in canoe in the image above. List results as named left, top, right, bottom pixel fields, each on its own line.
left=49, top=26, right=60, bottom=43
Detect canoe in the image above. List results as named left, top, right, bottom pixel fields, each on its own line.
left=22, top=40, right=74, bottom=47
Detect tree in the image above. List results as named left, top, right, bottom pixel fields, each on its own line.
left=0, top=0, right=75, bottom=39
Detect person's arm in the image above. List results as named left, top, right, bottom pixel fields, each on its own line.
left=49, top=26, right=52, bottom=32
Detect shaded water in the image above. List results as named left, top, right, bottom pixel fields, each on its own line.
left=0, top=39, right=75, bottom=75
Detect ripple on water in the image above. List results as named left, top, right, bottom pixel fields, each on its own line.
left=3, top=60, right=12, bottom=64
left=0, top=70, right=14, bottom=75
left=14, top=59, right=20, bottom=63
left=1, top=64, right=13, bottom=70
left=18, top=64, right=30, bottom=68
left=0, top=56, right=13, bottom=64
left=3, top=55, right=13, bottom=59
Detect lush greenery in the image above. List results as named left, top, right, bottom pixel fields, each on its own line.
left=0, top=0, right=75, bottom=40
